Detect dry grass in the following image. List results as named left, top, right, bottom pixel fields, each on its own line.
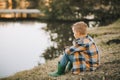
left=1, top=19, right=120, bottom=80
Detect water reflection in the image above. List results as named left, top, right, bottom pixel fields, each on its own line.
left=0, top=21, right=50, bottom=78
left=43, top=21, right=75, bottom=59
left=0, top=20, right=78, bottom=78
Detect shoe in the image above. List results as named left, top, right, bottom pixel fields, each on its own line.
left=48, top=62, right=66, bottom=77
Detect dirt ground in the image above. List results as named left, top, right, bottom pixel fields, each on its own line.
left=1, top=19, right=120, bottom=80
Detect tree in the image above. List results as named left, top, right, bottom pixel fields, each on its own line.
left=40, top=0, right=120, bottom=25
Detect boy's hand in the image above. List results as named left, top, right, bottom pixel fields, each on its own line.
left=65, top=48, right=70, bottom=54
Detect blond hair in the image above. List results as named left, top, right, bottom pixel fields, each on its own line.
left=72, top=21, right=88, bottom=35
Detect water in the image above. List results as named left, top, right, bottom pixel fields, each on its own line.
left=0, top=21, right=51, bottom=78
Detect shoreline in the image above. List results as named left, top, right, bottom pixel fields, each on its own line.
left=1, top=19, right=120, bottom=80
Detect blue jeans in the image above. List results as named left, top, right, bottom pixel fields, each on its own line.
left=59, top=52, right=73, bottom=66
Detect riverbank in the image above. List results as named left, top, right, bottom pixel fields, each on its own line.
left=1, top=19, right=120, bottom=80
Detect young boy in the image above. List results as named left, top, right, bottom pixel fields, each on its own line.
left=49, top=21, right=100, bottom=77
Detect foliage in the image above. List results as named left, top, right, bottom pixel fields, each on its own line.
left=42, top=21, right=74, bottom=59
left=39, top=0, right=120, bottom=25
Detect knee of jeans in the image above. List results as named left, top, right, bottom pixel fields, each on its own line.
left=59, top=54, right=63, bottom=60
left=65, top=48, right=71, bottom=54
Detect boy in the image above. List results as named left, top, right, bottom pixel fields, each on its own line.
left=49, top=21, right=100, bottom=77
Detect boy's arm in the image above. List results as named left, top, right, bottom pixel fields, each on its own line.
left=65, top=38, right=92, bottom=54
left=65, top=45, right=86, bottom=54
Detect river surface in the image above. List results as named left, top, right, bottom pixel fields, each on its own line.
left=0, top=21, right=51, bottom=78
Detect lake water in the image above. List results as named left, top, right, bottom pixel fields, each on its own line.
left=0, top=21, right=51, bottom=78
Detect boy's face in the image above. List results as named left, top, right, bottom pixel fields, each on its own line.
left=72, top=27, right=80, bottom=39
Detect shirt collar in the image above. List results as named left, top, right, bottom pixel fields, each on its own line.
left=75, top=35, right=88, bottom=40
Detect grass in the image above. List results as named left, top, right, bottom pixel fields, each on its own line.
left=0, top=19, right=120, bottom=80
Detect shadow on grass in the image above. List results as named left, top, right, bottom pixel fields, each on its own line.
left=106, top=39, right=120, bottom=45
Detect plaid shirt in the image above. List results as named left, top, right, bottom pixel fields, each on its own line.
left=65, top=35, right=100, bottom=74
